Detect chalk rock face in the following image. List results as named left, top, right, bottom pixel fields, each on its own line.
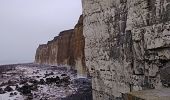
left=35, top=15, right=87, bottom=76
left=70, top=16, right=86, bottom=75
left=82, top=0, right=170, bottom=99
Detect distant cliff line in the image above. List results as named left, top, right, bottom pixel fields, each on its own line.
left=35, top=15, right=87, bottom=76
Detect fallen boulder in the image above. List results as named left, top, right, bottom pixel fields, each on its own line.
left=0, top=88, right=5, bottom=94
left=4, top=86, right=13, bottom=92
left=17, top=83, right=32, bottom=95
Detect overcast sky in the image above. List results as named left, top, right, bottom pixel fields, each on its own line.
left=0, top=0, right=82, bottom=65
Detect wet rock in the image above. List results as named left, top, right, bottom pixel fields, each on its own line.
left=55, top=76, right=60, bottom=84
left=9, top=92, right=18, bottom=96
left=62, top=78, right=92, bottom=100
left=73, top=78, right=91, bottom=85
left=33, top=93, right=39, bottom=98
left=61, top=76, right=70, bottom=85
left=46, top=77, right=56, bottom=84
left=20, top=79, right=28, bottom=85
left=26, top=93, right=33, bottom=100
left=18, top=83, right=32, bottom=95
left=50, top=72, right=54, bottom=75
left=31, top=85, right=38, bottom=91
left=36, top=76, right=40, bottom=78
left=61, top=79, right=93, bottom=100
left=10, top=92, right=14, bottom=97
left=14, top=92, right=18, bottom=95
left=30, top=84, right=38, bottom=91
left=4, top=86, right=13, bottom=92
left=40, top=97, right=48, bottom=100
left=0, top=88, right=5, bottom=94
left=61, top=74, right=67, bottom=76
left=73, top=78, right=92, bottom=92
left=46, top=78, right=52, bottom=84
left=0, top=82, right=6, bottom=87
left=15, top=84, right=19, bottom=90
left=33, top=70, right=39, bottom=74
left=39, top=79, right=46, bottom=85
left=45, top=76, right=61, bottom=85
left=44, top=72, right=54, bottom=77
left=29, top=79, right=39, bottom=85
left=7, top=80, right=16, bottom=86
left=56, top=76, right=60, bottom=80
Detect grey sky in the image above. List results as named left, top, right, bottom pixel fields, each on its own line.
left=0, top=0, right=82, bottom=65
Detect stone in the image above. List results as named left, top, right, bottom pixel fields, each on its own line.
left=10, top=92, right=14, bottom=97
left=15, top=84, right=19, bottom=90
left=0, top=82, right=6, bottom=87
left=20, top=79, right=28, bottom=85
left=55, top=76, right=60, bottom=84
left=30, top=84, right=38, bottom=91
left=61, top=76, right=70, bottom=84
left=73, top=78, right=91, bottom=86
left=62, top=78, right=92, bottom=100
left=45, top=78, right=52, bottom=84
left=44, top=72, right=54, bottom=77
left=45, top=77, right=60, bottom=84
left=7, top=80, right=15, bottom=86
left=61, top=74, right=67, bottom=76
left=40, top=97, right=48, bottom=100
left=4, top=86, right=13, bottom=92
left=39, top=79, right=46, bottom=85
left=14, top=92, right=17, bottom=95
left=26, top=93, right=33, bottom=100
left=29, top=79, right=39, bottom=85
left=18, top=83, right=32, bottom=95
left=0, top=88, right=5, bottom=94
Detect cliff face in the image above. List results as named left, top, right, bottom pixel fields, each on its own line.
left=35, top=15, right=87, bottom=76
left=82, top=0, right=170, bottom=99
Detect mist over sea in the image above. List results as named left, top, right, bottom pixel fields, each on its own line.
left=0, top=60, right=33, bottom=65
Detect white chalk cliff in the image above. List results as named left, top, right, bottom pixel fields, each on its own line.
left=82, top=0, right=170, bottom=99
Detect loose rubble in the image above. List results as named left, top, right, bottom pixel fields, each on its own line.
left=0, top=63, right=92, bottom=100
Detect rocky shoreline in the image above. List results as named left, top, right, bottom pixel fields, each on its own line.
left=0, top=63, right=92, bottom=100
